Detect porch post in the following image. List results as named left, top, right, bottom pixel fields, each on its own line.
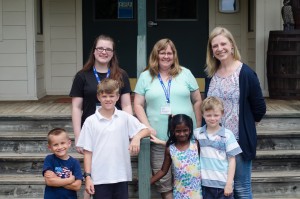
left=138, top=137, right=151, bottom=198
left=137, top=0, right=147, bottom=77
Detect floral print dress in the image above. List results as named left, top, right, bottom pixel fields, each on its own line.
left=170, top=140, right=202, bottom=199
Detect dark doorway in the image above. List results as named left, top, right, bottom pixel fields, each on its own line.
left=82, top=0, right=208, bottom=78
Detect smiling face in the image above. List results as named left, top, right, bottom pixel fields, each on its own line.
left=203, top=108, right=223, bottom=131
left=174, top=123, right=191, bottom=143
left=97, top=91, right=120, bottom=111
left=94, top=39, right=114, bottom=66
left=48, top=132, right=71, bottom=160
left=211, top=34, right=234, bottom=62
left=158, top=44, right=174, bottom=72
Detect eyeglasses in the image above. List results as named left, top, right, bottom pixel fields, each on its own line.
left=95, top=47, right=114, bottom=53
left=159, top=52, right=173, bottom=57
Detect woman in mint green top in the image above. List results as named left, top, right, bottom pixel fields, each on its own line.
left=134, top=38, right=202, bottom=199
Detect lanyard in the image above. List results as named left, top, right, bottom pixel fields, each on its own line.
left=93, top=66, right=110, bottom=84
left=158, top=73, right=171, bottom=103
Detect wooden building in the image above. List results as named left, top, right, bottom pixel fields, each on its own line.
left=0, top=0, right=292, bottom=100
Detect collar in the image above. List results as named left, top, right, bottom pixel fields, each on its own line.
left=95, top=107, right=119, bottom=120
left=200, top=124, right=226, bottom=138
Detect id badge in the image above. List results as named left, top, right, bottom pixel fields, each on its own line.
left=160, top=103, right=171, bottom=115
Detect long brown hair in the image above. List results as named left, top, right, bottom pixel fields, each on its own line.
left=145, top=38, right=182, bottom=80
left=82, top=35, right=124, bottom=87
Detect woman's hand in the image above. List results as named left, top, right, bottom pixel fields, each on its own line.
left=150, top=134, right=166, bottom=146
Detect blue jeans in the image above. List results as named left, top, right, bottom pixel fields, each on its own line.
left=234, top=153, right=253, bottom=199
left=202, top=186, right=234, bottom=199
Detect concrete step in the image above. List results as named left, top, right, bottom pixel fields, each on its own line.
left=0, top=116, right=72, bottom=133
left=0, top=174, right=139, bottom=199
left=0, top=153, right=138, bottom=175
left=252, top=171, right=300, bottom=197
left=0, top=171, right=299, bottom=198
left=257, top=130, right=300, bottom=150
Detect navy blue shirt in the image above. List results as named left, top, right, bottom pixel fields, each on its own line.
left=43, top=154, right=83, bottom=199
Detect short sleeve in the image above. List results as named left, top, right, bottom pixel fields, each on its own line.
left=42, top=155, right=53, bottom=176
left=120, top=70, right=132, bottom=95
left=134, top=71, right=147, bottom=96
left=77, top=118, right=93, bottom=152
left=183, top=67, right=199, bottom=92
left=225, top=130, right=242, bottom=157
left=72, top=158, right=83, bottom=180
left=69, top=72, right=85, bottom=97
left=126, top=114, right=147, bottom=138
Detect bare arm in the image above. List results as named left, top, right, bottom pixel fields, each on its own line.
left=150, top=134, right=166, bottom=146
left=44, top=170, right=75, bottom=187
left=150, top=147, right=172, bottom=184
left=64, top=179, right=82, bottom=191
left=134, top=93, right=156, bottom=135
left=71, top=97, right=84, bottom=154
left=191, top=89, right=202, bottom=128
left=84, top=150, right=95, bottom=195
left=129, top=128, right=151, bottom=155
left=120, top=93, right=133, bottom=115
left=224, top=156, right=236, bottom=196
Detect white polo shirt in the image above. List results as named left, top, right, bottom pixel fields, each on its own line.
left=77, top=107, right=147, bottom=184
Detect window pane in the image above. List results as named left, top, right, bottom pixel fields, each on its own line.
left=156, top=0, right=197, bottom=20
left=94, top=0, right=135, bottom=20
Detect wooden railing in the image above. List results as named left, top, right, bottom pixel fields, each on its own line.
left=138, top=137, right=151, bottom=198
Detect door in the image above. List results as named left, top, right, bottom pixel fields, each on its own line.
left=82, top=0, right=208, bottom=78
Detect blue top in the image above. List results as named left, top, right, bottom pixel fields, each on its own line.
left=205, top=63, right=266, bottom=160
left=43, top=154, right=83, bottom=199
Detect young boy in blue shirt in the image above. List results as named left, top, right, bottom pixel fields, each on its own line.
left=43, top=128, right=83, bottom=199
left=194, top=96, right=242, bottom=199
left=77, top=78, right=150, bottom=199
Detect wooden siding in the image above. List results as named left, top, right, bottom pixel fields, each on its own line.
left=45, top=0, right=79, bottom=95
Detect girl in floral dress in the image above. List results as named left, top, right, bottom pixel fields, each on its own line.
left=151, top=114, right=202, bottom=199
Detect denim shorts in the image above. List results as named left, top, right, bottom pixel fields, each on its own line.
left=94, top=182, right=128, bottom=199
left=202, top=186, right=234, bottom=199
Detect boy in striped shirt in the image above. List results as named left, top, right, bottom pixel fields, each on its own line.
left=194, top=96, right=242, bottom=199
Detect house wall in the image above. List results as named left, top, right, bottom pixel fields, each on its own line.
left=256, top=0, right=283, bottom=95
left=44, top=0, right=82, bottom=95
left=0, top=0, right=37, bottom=100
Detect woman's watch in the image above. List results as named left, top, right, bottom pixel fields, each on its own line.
left=83, top=172, right=91, bottom=178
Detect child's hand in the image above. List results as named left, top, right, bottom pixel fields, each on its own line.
left=224, top=183, right=233, bottom=196
left=85, top=177, right=95, bottom=195
left=150, top=134, right=166, bottom=146
left=44, top=170, right=57, bottom=178
left=129, top=137, right=141, bottom=155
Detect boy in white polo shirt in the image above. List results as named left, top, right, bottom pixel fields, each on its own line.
left=77, top=78, right=150, bottom=199
left=194, top=96, right=242, bottom=199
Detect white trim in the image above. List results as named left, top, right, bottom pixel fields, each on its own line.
left=26, top=0, right=37, bottom=98
left=0, top=0, right=2, bottom=41
left=43, top=0, right=51, bottom=92
left=76, top=0, right=82, bottom=71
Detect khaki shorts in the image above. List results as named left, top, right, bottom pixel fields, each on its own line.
left=151, top=143, right=173, bottom=193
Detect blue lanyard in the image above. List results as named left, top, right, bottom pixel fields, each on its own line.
left=158, top=73, right=171, bottom=103
left=93, top=66, right=110, bottom=84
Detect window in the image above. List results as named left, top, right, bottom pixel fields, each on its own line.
left=219, top=0, right=239, bottom=13
left=94, top=0, right=135, bottom=20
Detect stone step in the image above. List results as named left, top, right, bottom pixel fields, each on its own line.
left=0, top=153, right=138, bottom=175
left=1, top=130, right=300, bottom=153
left=252, top=171, right=300, bottom=197
left=0, top=171, right=299, bottom=198
left=0, top=174, right=141, bottom=199
left=258, top=116, right=300, bottom=132
left=0, top=116, right=72, bottom=133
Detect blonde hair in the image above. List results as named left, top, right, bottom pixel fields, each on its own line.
left=97, top=78, right=120, bottom=95
left=47, top=128, right=69, bottom=144
left=201, top=96, right=224, bottom=114
left=205, top=27, right=241, bottom=77
left=146, top=38, right=182, bottom=80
